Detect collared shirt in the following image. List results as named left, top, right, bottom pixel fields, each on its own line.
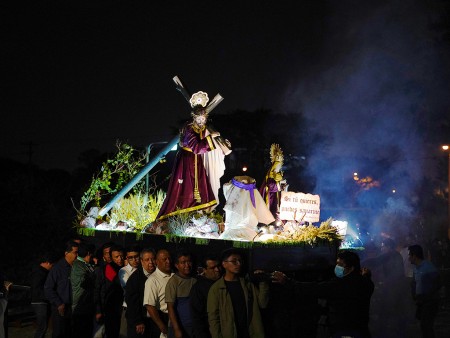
left=143, top=267, right=174, bottom=314
left=413, top=260, right=439, bottom=295
left=119, top=264, right=137, bottom=307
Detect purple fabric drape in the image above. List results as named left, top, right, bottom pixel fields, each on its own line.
left=231, top=178, right=256, bottom=208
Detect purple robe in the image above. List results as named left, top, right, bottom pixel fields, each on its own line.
left=156, top=123, right=217, bottom=220
left=259, top=177, right=280, bottom=218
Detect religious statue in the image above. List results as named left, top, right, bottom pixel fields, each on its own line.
left=156, top=89, right=231, bottom=221
left=220, top=176, right=275, bottom=241
left=259, top=144, right=287, bottom=219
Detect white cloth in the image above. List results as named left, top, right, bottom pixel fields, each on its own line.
left=202, top=129, right=226, bottom=204
left=143, top=267, right=174, bottom=314
left=220, top=177, right=275, bottom=241
left=119, top=264, right=136, bottom=307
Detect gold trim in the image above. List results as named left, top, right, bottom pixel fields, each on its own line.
left=182, top=147, right=193, bottom=152
left=157, top=200, right=218, bottom=220
left=206, top=135, right=215, bottom=150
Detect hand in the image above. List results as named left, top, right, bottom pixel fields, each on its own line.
left=210, top=132, right=221, bottom=138
left=361, top=267, right=371, bottom=277
left=271, top=271, right=287, bottom=284
left=175, top=327, right=183, bottom=338
left=4, top=281, right=13, bottom=291
left=159, top=324, right=168, bottom=335
left=95, top=313, right=103, bottom=322
left=57, top=304, right=65, bottom=316
left=136, top=323, right=145, bottom=334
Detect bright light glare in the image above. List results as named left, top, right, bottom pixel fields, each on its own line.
left=242, top=166, right=248, bottom=172
left=392, top=189, right=396, bottom=193
left=443, top=145, right=449, bottom=151
left=332, top=220, right=348, bottom=236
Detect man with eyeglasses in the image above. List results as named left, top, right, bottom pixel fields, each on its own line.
left=119, top=245, right=142, bottom=337
left=190, top=254, right=222, bottom=338
left=207, top=248, right=269, bottom=338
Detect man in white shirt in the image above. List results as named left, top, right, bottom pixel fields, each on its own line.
left=143, top=249, right=174, bottom=338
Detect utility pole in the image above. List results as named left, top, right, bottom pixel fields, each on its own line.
left=21, top=141, right=38, bottom=165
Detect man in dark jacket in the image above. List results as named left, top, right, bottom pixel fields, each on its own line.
left=310, top=250, right=374, bottom=338
left=31, top=252, right=55, bottom=338
left=44, top=241, right=79, bottom=338
left=189, top=254, right=221, bottom=338
left=125, top=248, right=156, bottom=338
left=101, top=245, right=125, bottom=338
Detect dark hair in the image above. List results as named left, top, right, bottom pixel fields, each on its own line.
left=202, top=254, right=220, bottom=267
left=383, top=238, right=396, bottom=249
left=408, top=244, right=424, bottom=259
left=140, top=248, right=156, bottom=258
left=125, top=245, right=142, bottom=255
left=337, top=250, right=361, bottom=271
left=110, top=245, right=124, bottom=255
left=78, top=242, right=95, bottom=258
left=221, top=248, right=243, bottom=262
left=38, top=252, right=56, bottom=264
left=174, top=250, right=192, bottom=264
left=65, top=240, right=79, bottom=253
left=101, top=242, right=115, bottom=251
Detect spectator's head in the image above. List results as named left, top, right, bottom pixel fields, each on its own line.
left=202, top=254, right=221, bottom=281
left=408, top=244, right=424, bottom=265
left=101, top=242, right=115, bottom=263
left=64, top=240, right=79, bottom=266
left=382, top=238, right=396, bottom=251
left=140, top=248, right=156, bottom=274
left=38, top=252, right=56, bottom=270
left=335, top=250, right=361, bottom=278
left=125, top=245, right=142, bottom=269
left=221, top=248, right=243, bottom=277
left=78, top=242, right=95, bottom=262
left=156, top=249, right=172, bottom=274
left=110, top=245, right=124, bottom=267
left=174, top=250, right=193, bottom=278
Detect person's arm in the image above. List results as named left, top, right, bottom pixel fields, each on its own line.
left=190, top=284, right=210, bottom=338
left=125, top=274, right=145, bottom=334
left=44, top=268, right=63, bottom=307
left=254, top=281, right=270, bottom=309
left=145, top=304, right=168, bottom=334
left=167, top=302, right=183, bottom=338
left=207, top=285, right=223, bottom=338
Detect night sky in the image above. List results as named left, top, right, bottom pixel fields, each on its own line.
left=3, top=1, right=450, bottom=237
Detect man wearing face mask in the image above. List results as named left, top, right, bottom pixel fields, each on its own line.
left=298, top=250, right=374, bottom=338
left=156, top=91, right=227, bottom=221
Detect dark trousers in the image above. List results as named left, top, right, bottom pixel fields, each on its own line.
left=32, top=303, right=50, bottom=338
left=148, top=311, right=168, bottom=338
left=72, top=313, right=94, bottom=338
left=51, top=304, right=72, bottom=338
left=104, top=307, right=122, bottom=338
left=416, top=300, right=439, bottom=338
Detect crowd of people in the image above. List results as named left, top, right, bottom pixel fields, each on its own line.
left=0, top=235, right=444, bottom=338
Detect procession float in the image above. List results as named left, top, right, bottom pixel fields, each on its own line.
left=75, top=76, right=343, bottom=273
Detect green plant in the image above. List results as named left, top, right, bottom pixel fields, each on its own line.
left=77, top=141, right=146, bottom=218
left=109, top=191, right=166, bottom=231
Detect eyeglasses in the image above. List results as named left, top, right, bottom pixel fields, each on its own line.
left=206, top=265, right=221, bottom=270
left=224, top=260, right=243, bottom=265
left=127, top=255, right=140, bottom=260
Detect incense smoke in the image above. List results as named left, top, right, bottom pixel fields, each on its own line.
left=282, top=0, right=450, bottom=241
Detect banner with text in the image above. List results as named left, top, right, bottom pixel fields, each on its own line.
left=279, top=192, right=320, bottom=223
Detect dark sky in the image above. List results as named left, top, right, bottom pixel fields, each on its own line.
left=3, top=0, right=327, bottom=169
left=3, top=0, right=450, bottom=214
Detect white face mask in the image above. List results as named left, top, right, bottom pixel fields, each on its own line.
left=334, top=265, right=345, bottom=278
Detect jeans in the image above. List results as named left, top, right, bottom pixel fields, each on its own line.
left=32, top=303, right=50, bottom=338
